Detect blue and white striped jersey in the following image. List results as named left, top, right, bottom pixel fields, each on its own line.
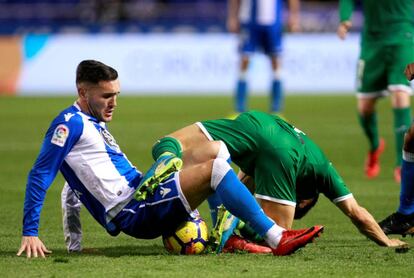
left=239, top=0, right=283, bottom=26
left=23, top=102, right=142, bottom=236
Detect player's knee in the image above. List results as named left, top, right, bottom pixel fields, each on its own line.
left=210, top=158, right=231, bottom=191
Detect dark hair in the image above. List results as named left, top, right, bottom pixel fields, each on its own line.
left=294, top=182, right=320, bottom=219
left=76, top=60, right=118, bottom=85
left=294, top=194, right=319, bottom=220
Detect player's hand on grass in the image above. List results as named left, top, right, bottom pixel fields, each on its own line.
left=337, top=21, right=352, bottom=40
left=386, top=238, right=408, bottom=248
left=17, top=236, right=52, bottom=258
left=404, top=63, right=414, bottom=81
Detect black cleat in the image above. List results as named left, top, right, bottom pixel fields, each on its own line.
left=379, top=212, right=414, bottom=237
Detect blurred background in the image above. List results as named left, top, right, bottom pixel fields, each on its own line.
left=0, top=0, right=364, bottom=96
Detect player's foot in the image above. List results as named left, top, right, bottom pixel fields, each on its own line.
left=272, top=225, right=324, bottom=256
left=223, top=235, right=272, bottom=254
left=378, top=212, right=414, bottom=237
left=394, top=167, right=401, bottom=184
left=364, top=138, right=385, bottom=179
left=209, top=206, right=240, bottom=254
left=135, top=152, right=183, bottom=200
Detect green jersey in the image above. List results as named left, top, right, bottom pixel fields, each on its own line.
left=339, top=0, right=414, bottom=45
left=200, top=111, right=351, bottom=206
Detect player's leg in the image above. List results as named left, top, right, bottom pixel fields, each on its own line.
left=137, top=124, right=216, bottom=198
left=234, top=24, right=255, bottom=114
left=178, top=159, right=323, bottom=255
left=270, top=55, right=283, bottom=112
left=264, top=25, right=283, bottom=113
left=356, top=46, right=387, bottom=178
left=379, top=124, right=414, bottom=236
left=388, top=43, right=413, bottom=183
left=61, top=182, right=82, bottom=252
left=235, top=55, right=250, bottom=113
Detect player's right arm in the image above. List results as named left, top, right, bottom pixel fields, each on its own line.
left=337, top=0, right=354, bottom=40
left=227, top=0, right=241, bottom=33
left=404, top=63, right=414, bottom=81
left=336, top=197, right=407, bottom=247
left=18, top=111, right=82, bottom=258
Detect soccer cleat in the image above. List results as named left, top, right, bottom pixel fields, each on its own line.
left=364, top=138, right=385, bottom=179
left=209, top=206, right=241, bottom=254
left=378, top=212, right=414, bottom=237
left=223, top=235, right=272, bottom=254
left=272, top=225, right=324, bottom=256
left=394, top=167, right=401, bottom=184
left=135, top=152, right=183, bottom=200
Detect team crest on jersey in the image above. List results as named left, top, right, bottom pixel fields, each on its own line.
left=51, top=124, right=69, bottom=147
left=100, top=129, right=121, bottom=153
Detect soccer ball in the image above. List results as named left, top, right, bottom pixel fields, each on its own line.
left=163, top=217, right=209, bottom=255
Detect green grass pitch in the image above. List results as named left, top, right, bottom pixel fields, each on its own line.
left=0, top=95, right=413, bottom=277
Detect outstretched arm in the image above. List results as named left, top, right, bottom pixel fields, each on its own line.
left=336, top=197, right=406, bottom=247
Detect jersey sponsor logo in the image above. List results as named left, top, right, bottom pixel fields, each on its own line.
left=159, top=186, right=171, bottom=198
left=51, top=124, right=69, bottom=147
left=100, top=129, right=121, bottom=153
left=64, top=113, right=75, bottom=122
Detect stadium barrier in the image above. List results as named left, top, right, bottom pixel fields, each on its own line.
left=0, top=33, right=364, bottom=95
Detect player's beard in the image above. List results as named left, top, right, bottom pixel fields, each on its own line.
left=86, top=100, right=106, bottom=122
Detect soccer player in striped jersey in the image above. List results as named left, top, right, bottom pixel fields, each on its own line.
left=17, top=60, right=322, bottom=258
left=227, top=0, right=300, bottom=114
left=337, top=0, right=414, bottom=182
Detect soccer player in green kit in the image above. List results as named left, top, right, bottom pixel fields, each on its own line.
left=337, top=0, right=414, bottom=183
left=139, top=111, right=407, bottom=251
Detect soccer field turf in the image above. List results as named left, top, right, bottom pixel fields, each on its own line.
left=0, top=95, right=413, bottom=277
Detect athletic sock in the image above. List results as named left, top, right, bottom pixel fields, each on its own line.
left=397, top=151, right=414, bottom=215
left=358, top=112, right=379, bottom=151
left=264, top=224, right=285, bottom=248
left=151, top=137, right=182, bottom=159
left=235, top=79, right=247, bottom=112
left=270, top=79, right=283, bottom=112
left=211, top=158, right=275, bottom=237
left=393, top=107, right=411, bottom=166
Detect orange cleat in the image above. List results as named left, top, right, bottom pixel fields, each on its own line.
left=394, top=167, right=401, bottom=184
left=223, top=235, right=272, bottom=254
left=365, top=139, right=385, bottom=179
left=272, top=225, right=324, bottom=256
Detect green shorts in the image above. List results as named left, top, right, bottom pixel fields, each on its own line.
left=200, top=111, right=352, bottom=206
left=357, top=42, right=414, bottom=97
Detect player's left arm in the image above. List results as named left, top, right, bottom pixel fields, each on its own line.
left=336, top=197, right=407, bottom=247
left=337, top=0, right=354, bottom=40
left=287, top=0, right=301, bottom=32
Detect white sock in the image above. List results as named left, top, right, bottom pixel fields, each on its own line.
left=264, top=224, right=285, bottom=248
left=403, top=150, right=414, bottom=162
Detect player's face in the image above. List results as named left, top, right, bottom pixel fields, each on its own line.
left=83, top=79, right=120, bottom=122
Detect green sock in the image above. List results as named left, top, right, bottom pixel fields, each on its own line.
left=393, top=107, right=412, bottom=166
left=358, top=112, right=379, bottom=151
left=238, top=222, right=264, bottom=242
left=151, top=137, right=182, bottom=160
